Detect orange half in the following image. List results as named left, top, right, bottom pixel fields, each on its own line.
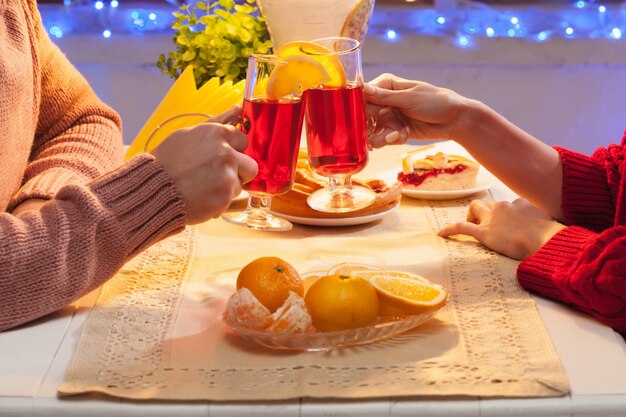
left=274, top=41, right=347, bottom=88
left=266, top=55, right=330, bottom=99
left=369, top=274, right=448, bottom=316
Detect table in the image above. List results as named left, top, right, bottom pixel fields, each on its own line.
left=2, top=142, right=626, bottom=417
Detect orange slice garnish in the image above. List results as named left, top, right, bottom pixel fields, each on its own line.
left=266, top=55, right=330, bottom=99
left=274, top=41, right=347, bottom=88
left=341, top=0, right=374, bottom=43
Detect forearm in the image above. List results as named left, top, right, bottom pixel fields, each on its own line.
left=518, top=225, right=626, bottom=333
left=455, top=101, right=564, bottom=220
left=0, top=155, right=186, bottom=331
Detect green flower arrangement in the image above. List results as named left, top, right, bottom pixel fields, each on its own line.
left=157, top=0, right=272, bottom=87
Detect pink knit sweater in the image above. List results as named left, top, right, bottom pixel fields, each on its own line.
left=0, top=0, right=186, bottom=331
left=518, top=132, right=626, bottom=334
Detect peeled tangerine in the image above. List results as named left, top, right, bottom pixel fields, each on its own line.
left=225, top=287, right=273, bottom=330
left=266, top=291, right=312, bottom=334
left=226, top=288, right=312, bottom=334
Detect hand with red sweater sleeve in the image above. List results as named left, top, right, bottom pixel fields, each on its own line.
left=8, top=0, right=124, bottom=212
left=366, top=73, right=626, bottom=333
left=440, top=135, right=626, bottom=333
left=518, top=225, right=626, bottom=333
left=518, top=138, right=626, bottom=333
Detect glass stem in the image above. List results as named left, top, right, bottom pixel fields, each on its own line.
left=329, top=176, right=351, bottom=191
left=247, top=194, right=272, bottom=214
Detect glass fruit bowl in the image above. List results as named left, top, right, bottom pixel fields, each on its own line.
left=223, top=300, right=447, bottom=351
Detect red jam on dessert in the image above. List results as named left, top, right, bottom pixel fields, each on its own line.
left=398, top=152, right=479, bottom=191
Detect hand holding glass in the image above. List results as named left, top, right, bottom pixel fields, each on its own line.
left=221, top=54, right=305, bottom=231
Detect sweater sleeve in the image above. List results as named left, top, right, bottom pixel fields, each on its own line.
left=518, top=226, right=626, bottom=333
left=554, top=146, right=619, bottom=231
left=0, top=154, right=186, bottom=332
left=518, top=137, right=626, bottom=333
left=8, top=0, right=124, bottom=211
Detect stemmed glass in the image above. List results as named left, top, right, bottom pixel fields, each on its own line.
left=221, top=54, right=306, bottom=231
left=302, top=37, right=376, bottom=213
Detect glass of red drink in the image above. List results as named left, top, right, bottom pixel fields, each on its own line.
left=222, top=54, right=305, bottom=231
left=302, top=37, right=376, bottom=213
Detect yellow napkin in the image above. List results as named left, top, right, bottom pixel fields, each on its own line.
left=125, top=66, right=245, bottom=160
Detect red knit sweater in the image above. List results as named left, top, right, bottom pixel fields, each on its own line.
left=518, top=132, right=626, bottom=334
left=0, top=0, right=186, bottom=331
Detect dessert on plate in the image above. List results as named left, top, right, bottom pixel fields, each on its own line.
left=398, top=152, right=479, bottom=191
left=271, top=150, right=402, bottom=219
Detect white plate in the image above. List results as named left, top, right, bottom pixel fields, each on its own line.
left=380, top=168, right=494, bottom=201
left=272, top=204, right=398, bottom=227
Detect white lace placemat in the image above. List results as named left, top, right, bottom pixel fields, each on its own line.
left=59, top=199, right=569, bottom=400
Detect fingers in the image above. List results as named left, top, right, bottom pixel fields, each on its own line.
left=219, top=124, right=248, bottom=151
left=438, top=199, right=490, bottom=238
left=438, top=221, right=480, bottom=238
left=208, top=105, right=242, bottom=125
left=367, top=107, right=410, bottom=149
left=235, top=152, right=258, bottom=185
left=367, top=73, right=416, bottom=91
left=467, top=199, right=491, bottom=224
left=363, top=84, right=407, bottom=108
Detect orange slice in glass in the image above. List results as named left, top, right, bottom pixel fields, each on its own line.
left=274, top=41, right=347, bottom=88
left=266, top=55, right=330, bottom=99
left=369, top=274, right=448, bottom=316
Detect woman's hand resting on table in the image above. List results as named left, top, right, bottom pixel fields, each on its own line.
left=152, top=106, right=257, bottom=225
left=438, top=198, right=566, bottom=260
left=364, top=73, right=478, bottom=149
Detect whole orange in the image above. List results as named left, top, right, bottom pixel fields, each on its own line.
left=304, top=274, right=379, bottom=332
left=236, top=257, right=303, bottom=313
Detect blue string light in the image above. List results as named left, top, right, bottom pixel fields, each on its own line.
left=38, top=1, right=626, bottom=44
left=386, top=29, right=398, bottom=41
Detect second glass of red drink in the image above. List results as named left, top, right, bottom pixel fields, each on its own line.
left=222, top=54, right=305, bottom=231
left=303, top=37, right=376, bottom=213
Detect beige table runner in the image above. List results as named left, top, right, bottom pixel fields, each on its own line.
left=59, top=193, right=569, bottom=401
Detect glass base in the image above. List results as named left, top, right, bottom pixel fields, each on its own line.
left=222, top=209, right=292, bottom=231
left=307, top=185, right=376, bottom=213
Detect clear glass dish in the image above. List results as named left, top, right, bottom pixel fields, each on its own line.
left=223, top=302, right=446, bottom=351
